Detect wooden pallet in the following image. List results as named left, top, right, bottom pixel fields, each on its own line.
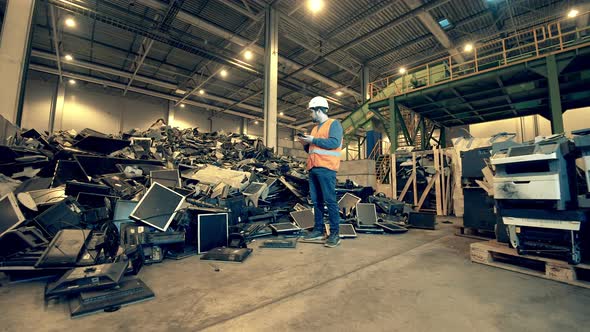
left=455, top=225, right=495, bottom=241
left=470, top=240, right=590, bottom=289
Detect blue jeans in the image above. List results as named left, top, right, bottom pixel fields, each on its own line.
left=308, top=167, right=339, bottom=235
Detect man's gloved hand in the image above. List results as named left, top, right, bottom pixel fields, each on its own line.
left=297, top=135, right=314, bottom=145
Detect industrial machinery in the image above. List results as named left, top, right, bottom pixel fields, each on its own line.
left=573, top=128, right=590, bottom=208
left=491, top=135, right=576, bottom=210
left=492, top=134, right=588, bottom=264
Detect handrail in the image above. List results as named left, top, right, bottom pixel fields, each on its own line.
left=368, top=11, right=590, bottom=100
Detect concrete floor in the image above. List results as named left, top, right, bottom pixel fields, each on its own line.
left=1, top=219, right=590, bottom=332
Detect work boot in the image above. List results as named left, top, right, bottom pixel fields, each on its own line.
left=303, top=229, right=324, bottom=241
left=324, top=233, right=341, bottom=248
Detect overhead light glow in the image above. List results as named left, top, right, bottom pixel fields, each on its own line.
left=254, top=120, right=259, bottom=125
left=399, top=67, right=406, bottom=74
left=464, top=43, right=474, bottom=52
left=335, top=91, right=343, bottom=96
left=244, top=50, right=253, bottom=60
left=199, top=89, right=205, bottom=95
left=279, top=112, right=284, bottom=116
left=568, top=9, right=579, bottom=18
left=64, top=54, right=73, bottom=61
left=220, top=69, right=228, bottom=78
left=307, top=0, right=324, bottom=13
left=174, top=89, right=186, bottom=94
left=65, top=18, right=76, bottom=28
left=68, top=79, right=76, bottom=85
left=180, top=103, right=185, bottom=108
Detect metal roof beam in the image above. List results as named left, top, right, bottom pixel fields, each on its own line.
left=48, top=6, right=63, bottom=83
left=136, top=0, right=360, bottom=98
left=282, top=0, right=451, bottom=81
left=216, top=0, right=361, bottom=76
left=402, top=0, right=464, bottom=63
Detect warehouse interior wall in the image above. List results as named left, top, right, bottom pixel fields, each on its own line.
left=20, top=70, right=301, bottom=155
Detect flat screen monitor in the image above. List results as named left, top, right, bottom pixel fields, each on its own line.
left=0, top=193, right=26, bottom=237
left=197, top=213, right=228, bottom=254
left=150, top=169, right=181, bottom=188
left=356, top=203, right=377, bottom=226
left=130, top=183, right=185, bottom=232
left=290, top=209, right=315, bottom=229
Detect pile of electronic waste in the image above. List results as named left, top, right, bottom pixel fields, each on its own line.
left=458, top=129, right=590, bottom=264
left=0, top=117, right=430, bottom=318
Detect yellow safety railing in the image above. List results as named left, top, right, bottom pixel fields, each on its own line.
left=369, top=11, right=590, bottom=100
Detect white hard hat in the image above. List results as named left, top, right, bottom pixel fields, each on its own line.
left=308, top=96, right=329, bottom=110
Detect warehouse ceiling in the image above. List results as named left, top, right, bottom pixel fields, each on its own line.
left=29, top=0, right=579, bottom=129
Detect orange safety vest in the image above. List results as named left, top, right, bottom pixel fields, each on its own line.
left=307, top=118, right=342, bottom=171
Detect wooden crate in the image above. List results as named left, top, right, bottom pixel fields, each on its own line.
left=470, top=240, right=590, bottom=289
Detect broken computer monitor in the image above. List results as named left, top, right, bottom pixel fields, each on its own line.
left=338, top=193, right=361, bottom=218
left=113, top=200, right=138, bottom=232
left=376, top=221, right=409, bottom=233
left=69, top=278, right=155, bottom=318
left=356, top=203, right=378, bottom=226
left=0, top=192, right=26, bottom=238
left=150, top=169, right=181, bottom=188
left=73, top=135, right=130, bottom=155
left=269, top=222, right=301, bottom=235
left=130, top=182, right=185, bottom=232
left=197, top=213, right=228, bottom=254
left=35, top=229, right=91, bottom=267
left=51, top=160, right=87, bottom=187
left=34, top=197, right=83, bottom=237
left=45, top=261, right=128, bottom=299
left=16, top=187, right=67, bottom=211
left=325, top=224, right=358, bottom=238
left=290, top=209, right=315, bottom=230
left=200, top=247, right=252, bottom=263
left=242, top=182, right=267, bottom=207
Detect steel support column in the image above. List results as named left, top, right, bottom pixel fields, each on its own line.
left=440, top=126, right=447, bottom=148
left=263, top=6, right=279, bottom=150
left=48, top=81, right=65, bottom=133
left=546, top=55, right=564, bottom=134
left=389, top=97, right=398, bottom=153
left=361, top=66, right=370, bottom=103
left=420, top=116, right=427, bottom=150
left=0, top=0, right=36, bottom=125
left=167, top=101, right=176, bottom=127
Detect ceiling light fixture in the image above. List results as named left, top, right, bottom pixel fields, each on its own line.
left=335, top=91, right=343, bottom=96
left=65, top=18, right=76, bottom=28
left=220, top=69, right=228, bottom=77
left=64, top=54, right=73, bottom=61
left=568, top=9, right=579, bottom=18
left=464, top=43, right=474, bottom=52
left=174, top=89, right=187, bottom=94
left=254, top=120, right=259, bottom=125
left=279, top=112, right=284, bottom=116
left=180, top=103, right=185, bottom=108
left=199, top=89, right=205, bottom=95
left=307, top=0, right=324, bottom=13
left=244, top=50, right=253, bottom=60
left=68, top=79, right=76, bottom=85
left=399, top=67, right=406, bottom=74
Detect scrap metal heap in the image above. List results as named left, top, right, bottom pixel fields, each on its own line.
left=0, top=116, right=423, bottom=318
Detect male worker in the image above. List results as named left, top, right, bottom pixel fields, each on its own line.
left=297, top=96, right=344, bottom=248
